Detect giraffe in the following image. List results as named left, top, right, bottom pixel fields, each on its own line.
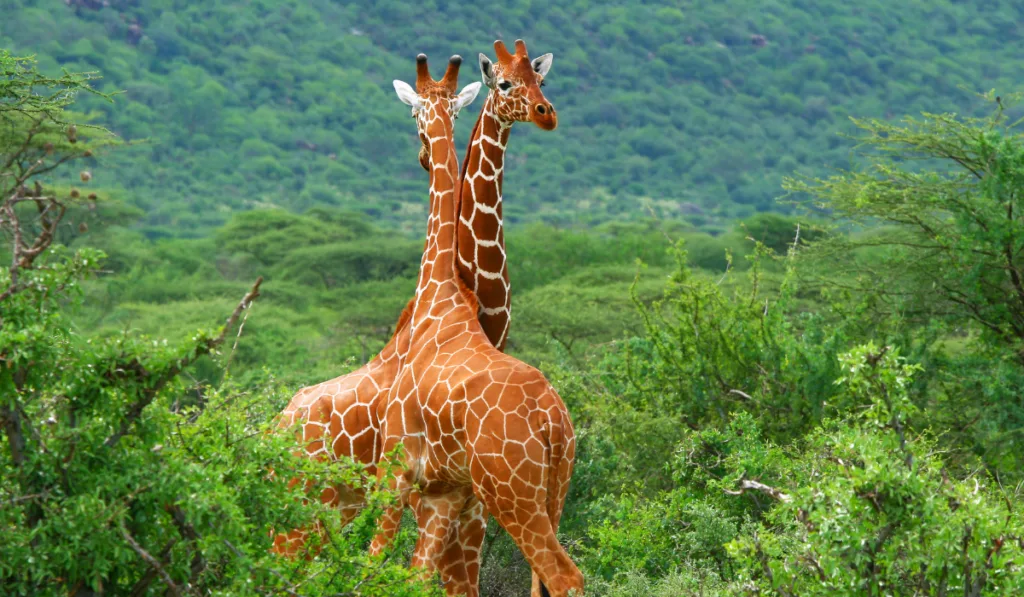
left=273, top=43, right=560, bottom=595
left=270, top=58, right=481, bottom=558
left=274, top=41, right=561, bottom=597
left=375, top=52, right=583, bottom=597
left=434, top=38, right=559, bottom=596
left=368, top=40, right=562, bottom=596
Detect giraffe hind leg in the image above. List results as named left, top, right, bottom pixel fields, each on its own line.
left=477, top=487, right=583, bottom=597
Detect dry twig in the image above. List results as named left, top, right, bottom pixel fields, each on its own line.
left=724, top=478, right=793, bottom=503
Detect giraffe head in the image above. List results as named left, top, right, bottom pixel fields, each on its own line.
left=478, top=39, right=556, bottom=130
left=394, top=54, right=482, bottom=170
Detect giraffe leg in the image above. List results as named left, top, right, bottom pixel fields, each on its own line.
left=436, top=496, right=486, bottom=597
left=368, top=451, right=418, bottom=556
left=477, top=487, right=583, bottom=597
left=529, top=494, right=570, bottom=597
left=410, top=491, right=470, bottom=582
left=368, top=499, right=406, bottom=556
left=273, top=484, right=365, bottom=558
left=532, top=452, right=574, bottom=597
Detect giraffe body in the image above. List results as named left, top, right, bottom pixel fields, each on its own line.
left=385, top=299, right=581, bottom=595
left=271, top=302, right=411, bottom=556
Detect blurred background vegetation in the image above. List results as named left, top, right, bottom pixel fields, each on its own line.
left=3, top=1, right=1024, bottom=596
left=4, top=0, right=1024, bottom=234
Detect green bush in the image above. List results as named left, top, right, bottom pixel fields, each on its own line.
left=581, top=345, right=1024, bottom=596
left=730, top=344, right=1024, bottom=596
left=0, top=54, right=436, bottom=597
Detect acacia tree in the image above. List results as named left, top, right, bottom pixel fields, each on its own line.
left=0, top=52, right=434, bottom=597
left=0, top=51, right=113, bottom=301
left=785, top=92, right=1024, bottom=472
left=786, top=93, right=1024, bottom=362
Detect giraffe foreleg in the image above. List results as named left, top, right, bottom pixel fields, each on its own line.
left=368, top=448, right=416, bottom=556
left=368, top=498, right=406, bottom=556
left=410, top=490, right=472, bottom=585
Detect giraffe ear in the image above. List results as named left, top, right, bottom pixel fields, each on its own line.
left=454, top=82, right=482, bottom=115
left=532, top=53, right=553, bottom=78
left=478, top=53, right=497, bottom=89
left=393, top=80, right=422, bottom=110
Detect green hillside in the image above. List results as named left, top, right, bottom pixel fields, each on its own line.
left=4, top=0, right=1023, bottom=235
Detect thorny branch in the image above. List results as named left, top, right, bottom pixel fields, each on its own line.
left=120, top=524, right=183, bottom=597
left=102, top=277, right=263, bottom=449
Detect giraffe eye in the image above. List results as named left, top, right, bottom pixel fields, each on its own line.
left=498, top=81, right=512, bottom=92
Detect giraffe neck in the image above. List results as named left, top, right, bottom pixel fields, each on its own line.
left=457, top=92, right=513, bottom=349
left=411, top=110, right=463, bottom=330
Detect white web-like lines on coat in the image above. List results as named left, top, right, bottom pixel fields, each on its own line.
left=458, top=94, right=513, bottom=347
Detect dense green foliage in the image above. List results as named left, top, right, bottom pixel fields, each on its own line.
left=77, top=203, right=781, bottom=382
left=547, top=97, right=1024, bottom=595
left=4, top=0, right=1024, bottom=234
left=1, top=53, right=436, bottom=597
left=784, top=98, right=1024, bottom=471
left=6, top=2, right=1024, bottom=593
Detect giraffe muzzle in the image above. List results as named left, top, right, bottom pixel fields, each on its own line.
left=533, top=102, right=557, bottom=130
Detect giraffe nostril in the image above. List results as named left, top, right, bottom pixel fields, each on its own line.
left=536, top=104, right=548, bottom=115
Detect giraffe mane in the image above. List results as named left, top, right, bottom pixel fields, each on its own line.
left=458, top=97, right=486, bottom=181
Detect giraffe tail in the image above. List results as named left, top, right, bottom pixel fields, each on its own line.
left=542, top=399, right=574, bottom=528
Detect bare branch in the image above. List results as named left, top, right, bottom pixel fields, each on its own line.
left=0, top=491, right=50, bottom=509
left=120, top=524, right=183, bottom=597
left=724, top=479, right=793, bottom=503
left=728, top=388, right=753, bottom=401
left=128, top=538, right=179, bottom=597
left=103, top=277, right=263, bottom=449
left=213, top=276, right=264, bottom=346
left=165, top=504, right=206, bottom=588
left=165, top=503, right=201, bottom=542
